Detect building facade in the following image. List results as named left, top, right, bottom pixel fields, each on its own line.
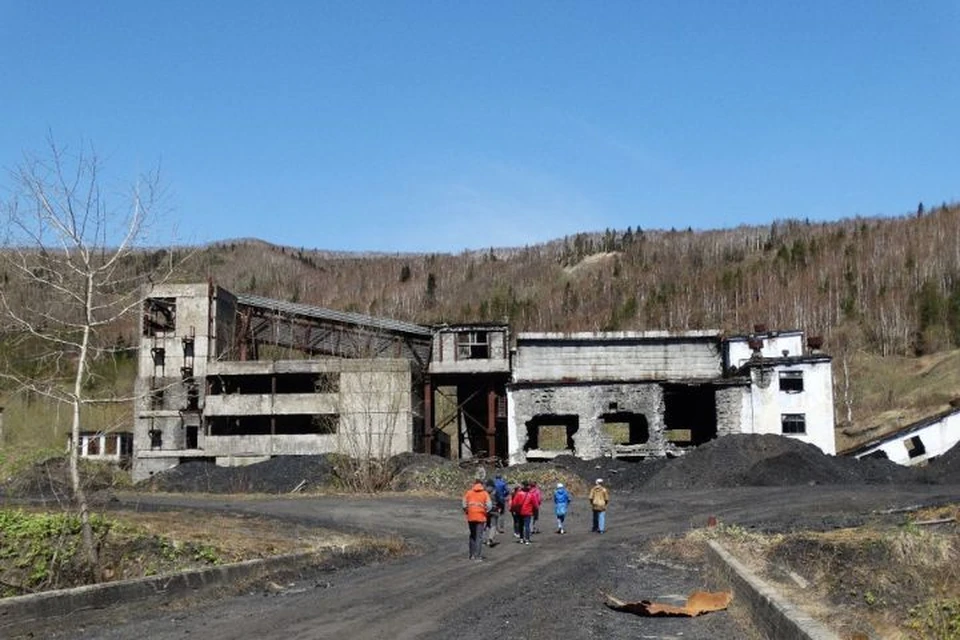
left=131, top=284, right=837, bottom=479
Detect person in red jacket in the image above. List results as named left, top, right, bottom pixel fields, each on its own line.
left=511, top=481, right=535, bottom=544
left=529, top=481, right=543, bottom=534
left=462, top=479, right=492, bottom=561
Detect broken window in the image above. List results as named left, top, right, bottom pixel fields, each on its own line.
left=150, top=388, right=165, bottom=410
left=86, top=436, right=100, bottom=456
left=781, top=413, right=806, bottom=435
left=600, top=412, right=649, bottom=445
left=456, top=332, right=490, bottom=359
left=148, top=428, right=163, bottom=449
left=207, top=372, right=340, bottom=395
left=904, top=435, right=926, bottom=459
left=524, top=414, right=578, bottom=451
left=105, top=434, right=118, bottom=455
left=143, top=298, right=176, bottom=336
left=779, top=371, right=804, bottom=393
left=185, top=425, right=199, bottom=449
left=663, top=384, right=717, bottom=446
left=207, top=414, right=339, bottom=436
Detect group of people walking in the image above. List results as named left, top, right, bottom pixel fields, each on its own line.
left=461, top=474, right=610, bottom=561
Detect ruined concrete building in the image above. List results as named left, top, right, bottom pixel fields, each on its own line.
left=132, top=285, right=835, bottom=480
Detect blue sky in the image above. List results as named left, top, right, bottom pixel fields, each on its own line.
left=2, top=2, right=958, bottom=252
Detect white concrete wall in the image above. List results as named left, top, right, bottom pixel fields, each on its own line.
left=853, top=411, right=960, bottom=466
left=726, top=332, right=805, bottom=369
left=746, top=360, right=836, bottom=454
left=514, top=332, right=722, bottom=383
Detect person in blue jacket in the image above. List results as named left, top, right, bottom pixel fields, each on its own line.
left=493, top=473, right=510, bottom=533
left=553, top=482, right=571, bottom=534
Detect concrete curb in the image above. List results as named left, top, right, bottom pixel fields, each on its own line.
left=0, top=549, right=336, bottom=636
left=705, top=540, right=840, bottom=640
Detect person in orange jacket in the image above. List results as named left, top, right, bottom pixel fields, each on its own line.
left=462, top=478, right=492, bottom=561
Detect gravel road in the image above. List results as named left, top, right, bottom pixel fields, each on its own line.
left=50, top=482, right=959, bottom=640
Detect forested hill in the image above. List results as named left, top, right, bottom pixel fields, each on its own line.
left=185, top=203, right=960, bottom=361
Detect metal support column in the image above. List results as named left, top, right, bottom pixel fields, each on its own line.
left=424, top=377, right=433, bottom=455
left=486, top=383, right=497, bottom=460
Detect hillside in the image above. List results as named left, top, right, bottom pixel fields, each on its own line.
left=3, top=205, right=960, bottom=451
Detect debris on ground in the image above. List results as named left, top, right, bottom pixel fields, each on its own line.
left=604, top=590, right=733, bottom=617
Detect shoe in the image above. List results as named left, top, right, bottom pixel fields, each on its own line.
left=517, top=539, right=523, bottom=543
left=556, top=529, right=562, bottom=534
left=523, top=540, right=530, bottom=545
left=560, top=529, right=566, bottom=534
left=513, top=533, right=520, bottom=538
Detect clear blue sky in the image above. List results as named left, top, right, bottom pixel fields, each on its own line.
left=2, top=2, right=958, bottom=252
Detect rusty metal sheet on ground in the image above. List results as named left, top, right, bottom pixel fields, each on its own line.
left=604, top=590, right=733, bottom=617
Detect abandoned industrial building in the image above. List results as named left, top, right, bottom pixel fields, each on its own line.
left=131, top=283, right=837, bottom=481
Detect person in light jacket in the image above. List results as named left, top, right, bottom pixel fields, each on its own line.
left=588, top=478, right=610, bottom=534
left=553, top=482, right=571, bottom=534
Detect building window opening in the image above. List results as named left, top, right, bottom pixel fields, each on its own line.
left=150, top=388, right=164, bottom=410
left=208, top=414, right=339, bottom=436
left=779, top=371, right=804, bottom=393
left=861, top=449, right=888, bottom=461
left=86, top=436, right=100, bottom=456
left=185, top=425, right=199, bottom=449
left=144, top=298, right=176, bottom=336
left=781, top=413, right=806, bottom=435
left=524, top=414, right=578, bottom=452
left=456, top=332, right=490, bottom=360
left=148, top=428, right=163, bottom=449
left=904, top=435, right=926, bottom=459
left=663, top=384, right=717, bottom=446
left=600, top=412, right=649, bottom=445
left=105, top=434, right=118, bottom=455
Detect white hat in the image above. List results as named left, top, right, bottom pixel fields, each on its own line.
left=556, top=482, right=564, bottom=488
left=596, top=478, right=603, bottom=484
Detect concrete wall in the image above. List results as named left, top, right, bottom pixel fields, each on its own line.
left=507, top=382, right=665, bottom=463
left=746, top=360, right=836, bottom=455
left=513, top=331, right=722, bottom=383
left=715, top=385, right=748, bottom=437
left=725, top=331, right=805, bottom=369
left=853, top=411, right=960, bottom=466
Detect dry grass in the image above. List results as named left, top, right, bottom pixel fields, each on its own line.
left=662, top=509, right=960, bottom=639
left=838, top=349, right=960, bottom=451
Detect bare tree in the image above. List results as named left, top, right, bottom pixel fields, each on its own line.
left=0, top=138, right=181, bottom=579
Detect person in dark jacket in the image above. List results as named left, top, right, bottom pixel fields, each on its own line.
left=462, top=479, right=492, bottom=560
left=493, top=474, right=509, bottom=532
left=483, top=479, right=500, bottom=547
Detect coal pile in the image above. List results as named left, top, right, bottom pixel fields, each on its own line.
left=924, top=439, right=960, bottom=484
left=636, top=434, right=919, bottom=491
left=142, top=455, right=338, bottom=494
left=546, top=455, right=668, bottom=492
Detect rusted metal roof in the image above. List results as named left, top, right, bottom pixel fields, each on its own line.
left=235, top=293, right=432, bottom=337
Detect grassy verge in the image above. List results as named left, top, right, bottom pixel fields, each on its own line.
left=645, top=506, right=960, bottom=639
left=0, top=507, right=370, bottom=597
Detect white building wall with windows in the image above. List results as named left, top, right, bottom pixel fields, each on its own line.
left=851, top=410, right=960, bottom=466
left=744, top=360, right=836, bottom=455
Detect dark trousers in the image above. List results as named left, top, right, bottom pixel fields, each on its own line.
left=468, top=521, right=485, bottom=558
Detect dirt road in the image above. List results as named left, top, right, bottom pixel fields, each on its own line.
left=60, top=483, right=958, bottom=640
